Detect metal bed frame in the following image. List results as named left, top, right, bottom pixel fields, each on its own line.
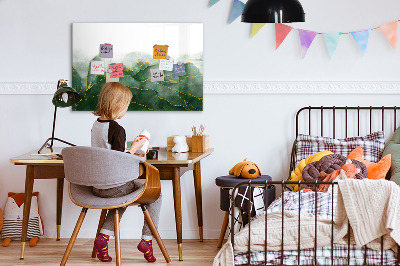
left=230, top=106, right=400, bottom=266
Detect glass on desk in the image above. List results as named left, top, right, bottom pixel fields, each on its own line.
left=146, top=150, right=158, bottom=160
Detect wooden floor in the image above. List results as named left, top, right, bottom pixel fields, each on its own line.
left=0, top=239, right=221, bottom=265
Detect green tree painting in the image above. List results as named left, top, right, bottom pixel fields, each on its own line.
left=72, top=58, right=203, bottom=111
left=72, top=23, right=203, bottom=111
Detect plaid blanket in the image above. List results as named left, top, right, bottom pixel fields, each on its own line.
left=228, top=186, right=275, bottom=237
left=266, top=190, right=336, bottom=220
left=234, top=191, right=397, bottom=265
left=235, top=187, right=266, bottom=224
left=235, top=244, right=397, bottom=265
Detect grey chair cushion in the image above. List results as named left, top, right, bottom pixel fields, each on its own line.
left=69, top=180, right=145, bottom=208
left=62, top=146, right=145, bottom=188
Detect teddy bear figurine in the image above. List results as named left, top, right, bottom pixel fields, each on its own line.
left=172, top=135, right=189, bottom=153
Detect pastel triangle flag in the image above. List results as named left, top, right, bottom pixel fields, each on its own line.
left=275, top=23, right=293, bottom=49
left=323, top=33, right=341, bottom=58
left=351, top=29, right=370, bottom=55
left=229, top=0, right=245, bottom=24
left=298, top=29, right=317, bottom=58
left=251, top=23, right=266, bottom=38
left=209, top=0, right=220, bottom=7
left=378, top=21, right=398, bottom=50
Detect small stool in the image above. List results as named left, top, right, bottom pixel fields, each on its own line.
left=215, top=175, right=275, bottom=248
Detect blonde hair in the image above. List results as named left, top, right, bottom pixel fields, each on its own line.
left=93, top=82, right=133, bottom=120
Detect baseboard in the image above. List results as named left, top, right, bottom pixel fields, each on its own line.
left=1, top=81, right=400, bottom=95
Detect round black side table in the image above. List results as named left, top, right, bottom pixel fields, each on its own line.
left=215, top=175, right=275, bottom=248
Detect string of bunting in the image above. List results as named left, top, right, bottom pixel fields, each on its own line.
left=209, top=0, right=399, bottom=58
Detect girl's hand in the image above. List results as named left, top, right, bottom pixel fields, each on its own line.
left=129, top=137, right=147, bottom=155
left=134, top=148, right=149, bottom=157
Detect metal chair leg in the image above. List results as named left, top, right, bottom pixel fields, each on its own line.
left=114, top=209, right=121, bottom=266
left=141, top=205, right=171, bottom=263
left=92, top=209, right=108, bottom=258
left=60, top=208, right=88, bottom=266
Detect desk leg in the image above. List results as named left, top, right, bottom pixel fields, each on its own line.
left=172, top=167, right=183, bottom=261
left=193, top=161, right=203, bottom=242
left=56, top=178, right=64, bottom=241
left=20, top=165, right=34, bottom=259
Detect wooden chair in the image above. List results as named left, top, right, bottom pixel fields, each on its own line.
left=60, top=146, right=171, bottom=265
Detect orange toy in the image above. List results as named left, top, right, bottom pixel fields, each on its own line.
left=348, top=146, right=391, bottom=180
left=229, top=159, right=261, bottom=179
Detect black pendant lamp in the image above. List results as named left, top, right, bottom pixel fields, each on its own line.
left=242, top=0, right=305, bottom=23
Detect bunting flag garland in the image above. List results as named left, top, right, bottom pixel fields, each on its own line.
left=229, top=0, right=245, bottom=24
left=251, top=23, right=266, bottom=38
left=378, top=21, right=398, bottom=50
left=323, top=33, right=341, bottom=58
left=298, top=29, right=317, bottom=58
left=351, top=29, right=370, bottom=55
left=209, top=4, right=400, bottom=57
left=209, top=0, right=220, bottom=8
left=275, top=23, right=293, bottom=49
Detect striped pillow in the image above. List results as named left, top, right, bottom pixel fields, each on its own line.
left=294, top=131, right=385, bottom=166
left=1, top=217, right=41, bottom=240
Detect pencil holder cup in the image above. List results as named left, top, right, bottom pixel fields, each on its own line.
left=191, top=135, right=209, bottom=153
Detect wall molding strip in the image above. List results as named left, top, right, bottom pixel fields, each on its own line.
left=0, top=83, right=55, bottom=95
left=204, top=81, right=400, bottom=94
left=0, top=81, right=399, bottom=95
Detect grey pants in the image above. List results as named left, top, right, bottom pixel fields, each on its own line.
left=92, top=180, right=162, bottom=240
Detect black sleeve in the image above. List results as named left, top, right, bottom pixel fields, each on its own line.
left=108, top=121, right=126, bottom=152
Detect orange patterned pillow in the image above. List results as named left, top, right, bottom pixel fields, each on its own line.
left=347, top=146, right=391, bottom=180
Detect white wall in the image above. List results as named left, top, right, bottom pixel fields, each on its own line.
left=1, top=0, right=400, bottom=239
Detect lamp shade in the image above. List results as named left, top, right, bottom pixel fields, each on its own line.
left=241, top=0, right=305, bottom=23
left=52, top=85, right=80, bottom=108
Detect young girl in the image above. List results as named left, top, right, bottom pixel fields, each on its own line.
left=91, top=82, right=162, bottom=263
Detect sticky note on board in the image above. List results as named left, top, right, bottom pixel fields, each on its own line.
left=159, top=58, right=174, bottom=71
left=100, top=43, right=113, bottom=58
left=173, top=64, right=186, bottom=77
left=109, top=63, right=124, bottom=78
left=106, top=73, right=119, bottom=82
left=150, top=69, right=165, bottom=82
left=153, top=45, right=169, bottom=59
left=91, top=61, right=105, bottom=75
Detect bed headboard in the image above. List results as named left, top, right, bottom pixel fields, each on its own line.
left=295, top=106, right=400, bottom=138
left=290, top=106, right=400, bottom=179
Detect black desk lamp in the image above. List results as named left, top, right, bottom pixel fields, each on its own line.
left=241, top=0, right=305, bottom=23
left=38, top=79, right=80, bottom=154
